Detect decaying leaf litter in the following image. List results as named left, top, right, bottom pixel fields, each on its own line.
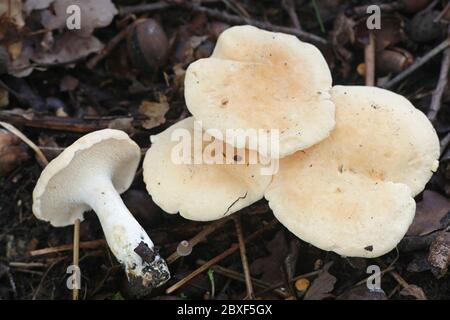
left=1, top=0, right=450, bottom=300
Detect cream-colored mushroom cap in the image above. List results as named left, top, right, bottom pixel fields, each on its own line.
left=265, top=85, right=440, bottom=258
left=33, top=129, right=141, bottom=226
left=184, top=25, right=335, bottom=158
left=143, top=117, right=273, bottom=221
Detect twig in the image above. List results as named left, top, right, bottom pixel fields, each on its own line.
left=352, top=1, right=404, bottom=16
left=440, top=131, right=450, bottom=155
left=72, top=219, right=80, bottom=300
left=167, top=217, right=231, bottom=264
left=166, top=219, right=279, bottom=294
left=353, top=266, right=395, bottom=287
left=233, top=215, right=254, bottom=299
left=382, top=38, right=450, bottom=89
left=365, top=31, right=376, bottom=86
left=281, top=0, right=301, bottom=30
left=29, top=239, right=106, bottom=257
left=9, top=262, right=46, bottom=268
left=184, top=3, right=327, bottom=45
left=197, top=260, right=289, bottom=298
left=0, top=121, right=48, bottom=166
left=119, top=1, right=172, bottom=16
left=86, top=19, right=146, bottom=69
left=375, top=259, right=410, bottom=290
left=0, top=111, right=154, bottom=133
left=428, top=26, right=450, bottom=122
left=434, top=1, right=450, bottom=23
left=31, top=260, right=60, bottom=300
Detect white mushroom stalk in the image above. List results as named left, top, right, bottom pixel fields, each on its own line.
left=32, top=129, right=170, bottom=288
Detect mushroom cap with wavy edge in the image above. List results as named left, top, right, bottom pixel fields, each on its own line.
left=33, top=129, right=140, bottom=227
left=184, top=25, right=335, bottom=158
left=265, top=85, right=440, bottom=258
left=143, top=117, right=273, bottom=221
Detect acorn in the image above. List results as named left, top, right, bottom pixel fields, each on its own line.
left=376, top=47, right=414, bottom=75
left=409, top=10, right=444, bottom=43
left=126, top=19, right=169, bottom=73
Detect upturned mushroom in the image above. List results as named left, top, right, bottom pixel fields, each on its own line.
left=184, top=25, right=335, bottom=158
left=32, top=129, right=170, bottom=287
left=265, top=86, right=440, bottom=258
left=143, top=117, right=272, bottom=221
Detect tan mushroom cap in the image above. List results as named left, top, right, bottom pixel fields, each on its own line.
left=265, top=86, right=440, bottom=258
left=143, top=117, right=272, bottom=221
left=185, top=25, right=335, bottom=158
left=33, top=129, right=141, bottom=227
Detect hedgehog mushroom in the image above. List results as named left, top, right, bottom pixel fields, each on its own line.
left=143, top=117, right=272, bottom=221
left=185, top=25, right=335, bottom=158
left=33, top=129, right=170, bottom=287
left=265, top=86, right=440, bottom=258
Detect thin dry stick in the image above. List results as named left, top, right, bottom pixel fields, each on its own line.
left=434, top=1, right=450, bottom=23
left=375, top=259, right=411, bottom=291
left=72, top=220, right=80, bottom=300
left=30, top=239, right=106, bottom=257
left=197, top=260, right=289, bottom=298
left=382, top=38, right=450, bottom=89
left=184, top=3, right=327, bottom=45
left=282, top=0, right=301, bottom=30
left=166, top=219, right=279, bottom=294
left=167, top=217, right=231, bottom=264
left=86, top=19, right=146, bottom=69
left=233, top=215, right=255, bottom=299
left=365, top=31, right=376, bottom=86
left=119, top=1, right=172, bottom=16
left=0, top=121, right=48, bottom=166
left=428, top=27, right=450, bottom=121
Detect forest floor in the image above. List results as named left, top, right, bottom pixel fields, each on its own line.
left=0, top=0, right=450, bottom=300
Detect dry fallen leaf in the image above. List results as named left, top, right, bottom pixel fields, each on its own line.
left=407, top=191, right=450, bottom=236
left=23, top=0, right=55, bottom=14
left=32, top=33, right=104, bottom=65
left=400, top=284, right=427, bottom=300
left=0, top=129, right=30, bottom=177
left=250, top=230, right=289, bottom=283
left=428, top=231, right=450, bottom=278
left=41, top=0, right=117, bottom=37
left=139, top=96, right=169, bottom=130
left=304, top=262, right=336, bottom=300
left=337, top=284, right=387, bottom=300
left=0, top=0, right=25, bottom=28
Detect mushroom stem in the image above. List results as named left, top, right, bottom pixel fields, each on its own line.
left=86, top=178, right=170, bottom=288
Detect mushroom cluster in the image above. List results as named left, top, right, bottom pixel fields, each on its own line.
left=144, top=25, right=440, bottom=258
left=32, top=25, right=440, bottom=296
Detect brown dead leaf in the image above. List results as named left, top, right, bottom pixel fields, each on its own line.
left=428, top=231, right=450, bottom=278
left=407, top=191, right=450, bottom=236
left=400, top=284, right=427, bottom=300
left=304, top=262, right=336, bottom=300
left=250, top=230, right=289, bottom=283
left=139, top=95, right=169, bottom=130
left=0, top=0, right=24, bottom=28
left=0, top=129, right=30, bottom=177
